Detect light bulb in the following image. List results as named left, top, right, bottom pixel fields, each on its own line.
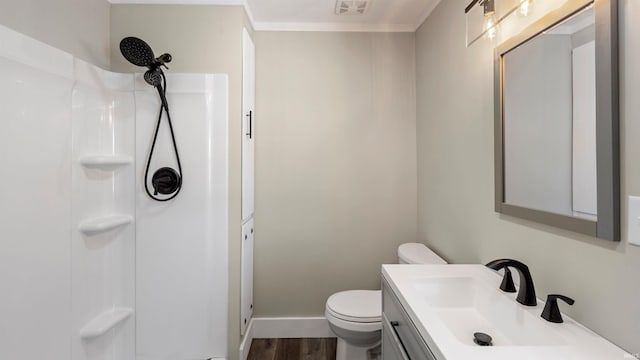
left=484, top=15, right=498, bottom=40
left=519, top=0, right=532, bottom=17
left=481, top=0, right=498, bottom=41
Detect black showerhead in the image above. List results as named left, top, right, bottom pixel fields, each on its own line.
left=120, top=36, right=156, bottom=67
left=120, top=36, right=172, bottom=71
left=120, top=36, right=173, bottom=90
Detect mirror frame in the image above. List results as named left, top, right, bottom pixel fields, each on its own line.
left=494, top=0, right=619, bottom=241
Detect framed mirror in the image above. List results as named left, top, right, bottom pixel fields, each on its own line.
left=494, top=0, right=619, bottom=241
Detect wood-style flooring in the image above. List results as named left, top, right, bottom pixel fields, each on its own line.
left=247, top=338, right=337, bottom=360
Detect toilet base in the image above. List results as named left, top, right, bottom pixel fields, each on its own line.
left=335, top=338, right=382, bottom=360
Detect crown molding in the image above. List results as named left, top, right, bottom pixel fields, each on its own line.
left=414, top=0, right=441, bottom=31
left=252, top=22, right=415, bottom=33
left=241, top=0, right=257, bottom=28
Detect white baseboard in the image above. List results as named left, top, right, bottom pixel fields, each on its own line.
left=238, top=317, right=336, bottom=360
left=238, top=318, right=254, bottom=360
left=252, top=316, right=335, bottom=338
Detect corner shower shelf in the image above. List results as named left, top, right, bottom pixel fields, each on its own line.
left=79, top=307, right=133, bottom=339
left=78, top=214, right=133, bottom=235
left=79, top=154, right=133, bottom=169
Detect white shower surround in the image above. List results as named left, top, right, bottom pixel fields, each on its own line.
left=0, top=24, right=229, bottom=360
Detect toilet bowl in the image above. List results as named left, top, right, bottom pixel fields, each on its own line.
left=325, top=243, right=446, bottom=360
left=326, top=290, right=381, bottom=360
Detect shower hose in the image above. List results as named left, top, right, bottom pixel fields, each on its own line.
left=144, top=71, right=183, bottom=202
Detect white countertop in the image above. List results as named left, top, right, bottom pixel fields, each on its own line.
left=382, top=264, right=629, bottom=360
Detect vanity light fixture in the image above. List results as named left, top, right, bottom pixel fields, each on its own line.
left=464, top=0, right=499, bottom=40
left=464, top=0, right=536, bottom=46
left=465, top=0, right=533, bottom=42
left=482, top=0, right=498, bottom=40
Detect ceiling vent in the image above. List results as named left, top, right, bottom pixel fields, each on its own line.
left=335, top=0, right=371, bottom=15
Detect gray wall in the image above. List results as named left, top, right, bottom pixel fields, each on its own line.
left=253, top=32, right=417, bottom=316
left=0, top=0, right=110, bottom=69
left=416, top=0, right=640, bottom=353
left=111, top=5, right=249, bottom=359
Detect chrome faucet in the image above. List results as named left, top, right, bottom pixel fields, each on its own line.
left=486, top=259, right=537, bottom=306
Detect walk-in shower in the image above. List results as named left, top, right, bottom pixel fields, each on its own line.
left=1, top=24, right=229, bottom=360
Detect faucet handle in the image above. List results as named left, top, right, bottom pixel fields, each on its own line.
left=541, top=294, right=575, bottom=323
left=499, top=267, right=517, bottom=293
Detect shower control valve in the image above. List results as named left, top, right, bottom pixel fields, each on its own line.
left=151, top=167, right=181, bottom=196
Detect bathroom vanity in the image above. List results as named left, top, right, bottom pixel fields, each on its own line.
left=381, top=265, right=628, bottom=360
left=382, top=278, right=436, bottom=360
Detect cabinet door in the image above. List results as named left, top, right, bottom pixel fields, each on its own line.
left=382, top=279, right=438, bottom=360
left=240, top=218, right=254, bottom=335
left=241, top=28, right=255, bottom=222
left=382, top=315, right=409, bottom=360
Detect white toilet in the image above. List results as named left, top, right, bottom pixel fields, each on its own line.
left=325, top=243, right=447, bottom=360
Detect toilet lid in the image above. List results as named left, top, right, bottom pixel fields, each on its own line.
left=326, top=290, right=381, bottom=323
left=398, top=243, right=447, bottom=264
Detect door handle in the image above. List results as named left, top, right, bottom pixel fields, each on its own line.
left=245, top=110, right=252, bottom=139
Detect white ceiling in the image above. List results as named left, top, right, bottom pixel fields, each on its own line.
left=107, top=0, right=442, bottom=32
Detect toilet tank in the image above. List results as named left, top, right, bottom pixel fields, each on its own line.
left=397, top=243, right=447, bottom=264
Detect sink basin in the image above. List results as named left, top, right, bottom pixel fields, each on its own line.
left=413, top=276, right=564, bottom=347
left=382, top=264, right=627, bottom=360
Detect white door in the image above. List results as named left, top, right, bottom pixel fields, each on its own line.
left=242, top=28, right=255, bottom=222
left=240, top=27, right=255, bottom=336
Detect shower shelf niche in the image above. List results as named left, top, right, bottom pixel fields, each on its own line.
left=79, top=154, right=133, bottom=169
left=78, top=214, right=133, bottom=235
left=79, top=307, right=134, bottom=339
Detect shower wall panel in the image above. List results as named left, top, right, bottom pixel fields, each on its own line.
left=71, top=60, right=136, bottom=360
left=135, top=74, right=229, bottom=360
left=0, top=24, right=74, bottom=360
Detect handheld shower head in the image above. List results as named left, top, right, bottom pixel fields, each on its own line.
left=120, top=36, right=156, bottom=67
left=144, top=68, right=163, bottom=87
